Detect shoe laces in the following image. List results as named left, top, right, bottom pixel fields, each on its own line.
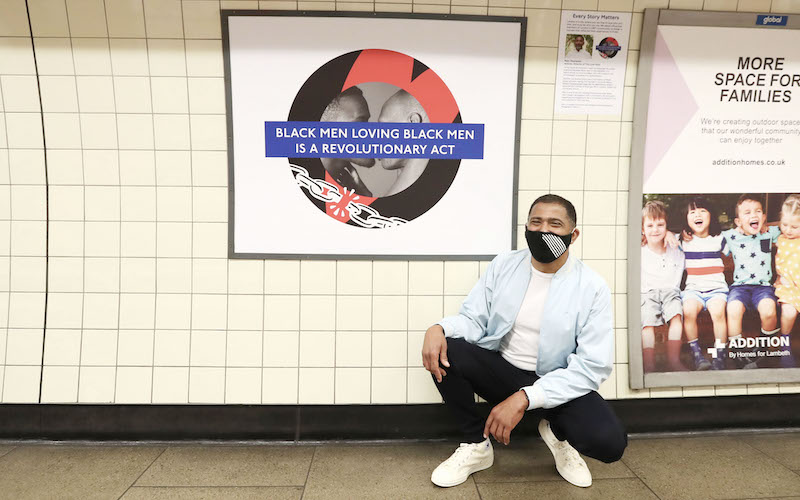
left=555, top=440, right=583, bottom=467
left=445, top=443, right=481, bottom=468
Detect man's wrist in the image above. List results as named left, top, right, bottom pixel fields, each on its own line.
left=518, top=389, right=529, bottom=410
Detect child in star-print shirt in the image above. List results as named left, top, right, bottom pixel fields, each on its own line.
left=721, top=194, right=780, bottom=367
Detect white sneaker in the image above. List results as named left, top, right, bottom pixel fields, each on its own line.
left=431, top=438, right=494, bottom=487
left=538, top=419, right=592, bottom=488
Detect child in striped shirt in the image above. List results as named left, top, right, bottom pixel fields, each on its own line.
left=680, top=197, right=729, bottom=370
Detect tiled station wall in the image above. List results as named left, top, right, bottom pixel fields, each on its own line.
left=1, top=0, right=799, bottom=405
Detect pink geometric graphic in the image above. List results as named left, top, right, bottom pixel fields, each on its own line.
left=643, top=28, right=699, bottom=184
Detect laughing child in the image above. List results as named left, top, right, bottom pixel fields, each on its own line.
left=680, top=196, right=728, bottom=370
left=722, top=194, right=781, bottom=369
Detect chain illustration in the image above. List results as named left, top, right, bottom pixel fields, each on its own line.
left=289, top=164, right=408, bottom=229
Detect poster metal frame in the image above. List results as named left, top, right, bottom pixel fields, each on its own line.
left=222, top=10, right=527, bottom=260
left=629, top=8, right=800, bottom=389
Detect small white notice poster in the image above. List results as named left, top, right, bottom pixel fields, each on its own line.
left=554, top=10, right=632, bottom=115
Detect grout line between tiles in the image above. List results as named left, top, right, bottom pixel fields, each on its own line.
left=299, top=446, right=317, bottom=499
left=116, top=446, right=168, bottom=500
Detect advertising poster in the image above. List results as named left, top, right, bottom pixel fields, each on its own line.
left=632, top=11, right=800, bottom=387
left=223, top=13, right=525, bottom=258
left=555, top=10, right=632, bottom=115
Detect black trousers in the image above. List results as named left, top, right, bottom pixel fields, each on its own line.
left=434, top=338, right=627, bottom=463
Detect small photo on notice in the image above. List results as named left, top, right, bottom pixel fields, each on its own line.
left=596, top=36, right=622, bottom=59
left=565, top=34, right=593, bottom=59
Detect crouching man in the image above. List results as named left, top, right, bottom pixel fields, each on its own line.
left=423, top=194, right=627, bottom=488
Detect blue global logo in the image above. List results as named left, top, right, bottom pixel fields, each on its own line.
left=757, top=15, right=787, bottom=26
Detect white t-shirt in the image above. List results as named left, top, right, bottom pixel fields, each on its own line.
left=641, top=244, right=684, bottom=292
left=566, top=48, right=592, bottom=59
left=499, top=265, right=554, bottom=371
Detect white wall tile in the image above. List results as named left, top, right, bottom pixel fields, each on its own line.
left=148, top=39, right=187, bottom=77
left=48, top=257, right=84, bottom=293
left=0, top=38, right=35, bottom=75
left=188, top=77, right=226, bottom=114
left=78, top=366, right=116, bottom=403
left=190, top=114, right=227, bottom=150
left=80, top=329, right=117, bottom=366
left=185, top=40, right=224, bottom=76
left=109, top=39, right=149, bottom=76
left=2, top=366, right=41, bottom=403
left=115, top=367, right=152, bottom=403
left=192, top=187, right=226, bottom=221
left=372, top=295, right=407, bottom=331
left=264, top=295, right=300, bottom=331
left=1, top=76, right=40, bottom=113
left=300, top=261, right=336, bottom=294
left=265, top=260, right=300, bottom=294
left=335, top=330, right=370, bottom=367
left=72, top=38, right=111, bottom=75
left=143, top=0, right=184, bottom=38
left=192, top=294, right=228, bottom=330
left=154, top=114, right=190, bottom=150
left=118, top=330, right=154, bottom=365
left=121, top=222, right=156, bottom=257
left=155, top=293, right=191, bottom=329
left=407, top=367, right=441, bottom=403
left=183, top=0, right=222, bottom=39
left=192, top=151, right=227, bottom=186
left=336, top=296, right=371, bottom=331
left=263, top=367, right=298, bottom=403
left=372, top=331, right=407, bottom=367
left=119, top=293, right=156, bottom=329
left=409, top=262, right=443, bottom=295
left=372, top=261, right=408, bottom=295
left=44, top=329, right=82, bottom=365
left=336, top=261, right=372, bottom=295
left=33, top=38, right=74, bottom=75
left=105, top=0, right=146, bottom=38
left=190, top=329, right=226, bottom=366
left=156, top=151, right=192, bottom=185
left=28, top=0, right=69, bottom=36
left=226, top=367, right=261, bottom=403
left=525, top=9, right=561, bottom=47
left=152, top=366, right=189, bottom=403
left=157, top=223, right=192, bottom=258
left=299, top=331, right=335, bottom=367
left=298, top=367, right=334, bottom=404
left=41, top=366, right=79, bottom=403
left=49, top=186, right=83, bottom=221
left=114, top=77, right=152, bottom=113
left=152, top=77, right=189, bottom=113
left=5, top=329, right=44, bottom=365
left=335, top=367, right=370, bottom=404
left=83, top=257, right=120, bottom=292
left=227, top=295, right=263, bottom=331
left=46, top=292, right=83, bottom=328
left=228, top=260, right=264, bottom=294
left=119, top=151, right=156, bottom=185
left=291, top=282, right=338, bottom=326
left=189, top=367, right=224, bottom=403
left=117, top=114, right=155, bottom=150
left=371, top=367, right=406, bottom=404
left=263, top=331, right=299, bottom=367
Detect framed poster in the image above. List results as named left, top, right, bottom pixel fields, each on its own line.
left=223, top=12, right=526, bottom=259
left=629, top=9, right=800, bottom=388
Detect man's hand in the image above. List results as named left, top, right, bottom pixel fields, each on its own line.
left=422, top=325, right=449, bottom=383
left=483, top=390, right=528, bottom=445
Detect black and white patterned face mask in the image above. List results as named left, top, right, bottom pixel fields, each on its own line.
left=525, top=230, right=573, bottom=263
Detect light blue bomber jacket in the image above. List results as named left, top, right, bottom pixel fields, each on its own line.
left=437, top=248, right=614, bottom=410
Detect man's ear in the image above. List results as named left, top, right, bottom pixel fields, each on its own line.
left=571, top=228, right=580, bottom=244
left=409, top=112, right=422, bottom=123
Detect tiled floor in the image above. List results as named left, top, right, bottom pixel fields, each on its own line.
left=0, top=431, right=799, bottom=500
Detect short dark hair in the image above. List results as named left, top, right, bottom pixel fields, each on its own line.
left=528, top=194, right=577, bottom=228
left=735, top=193, right=764, bottom=217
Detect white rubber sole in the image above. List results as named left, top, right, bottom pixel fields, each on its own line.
left=431, top=456, right=494, bottom=488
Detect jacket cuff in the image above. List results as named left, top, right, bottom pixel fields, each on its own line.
left=436, top=320, right=454, bottom=338
left=522, top=384, right=547, bottom=410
